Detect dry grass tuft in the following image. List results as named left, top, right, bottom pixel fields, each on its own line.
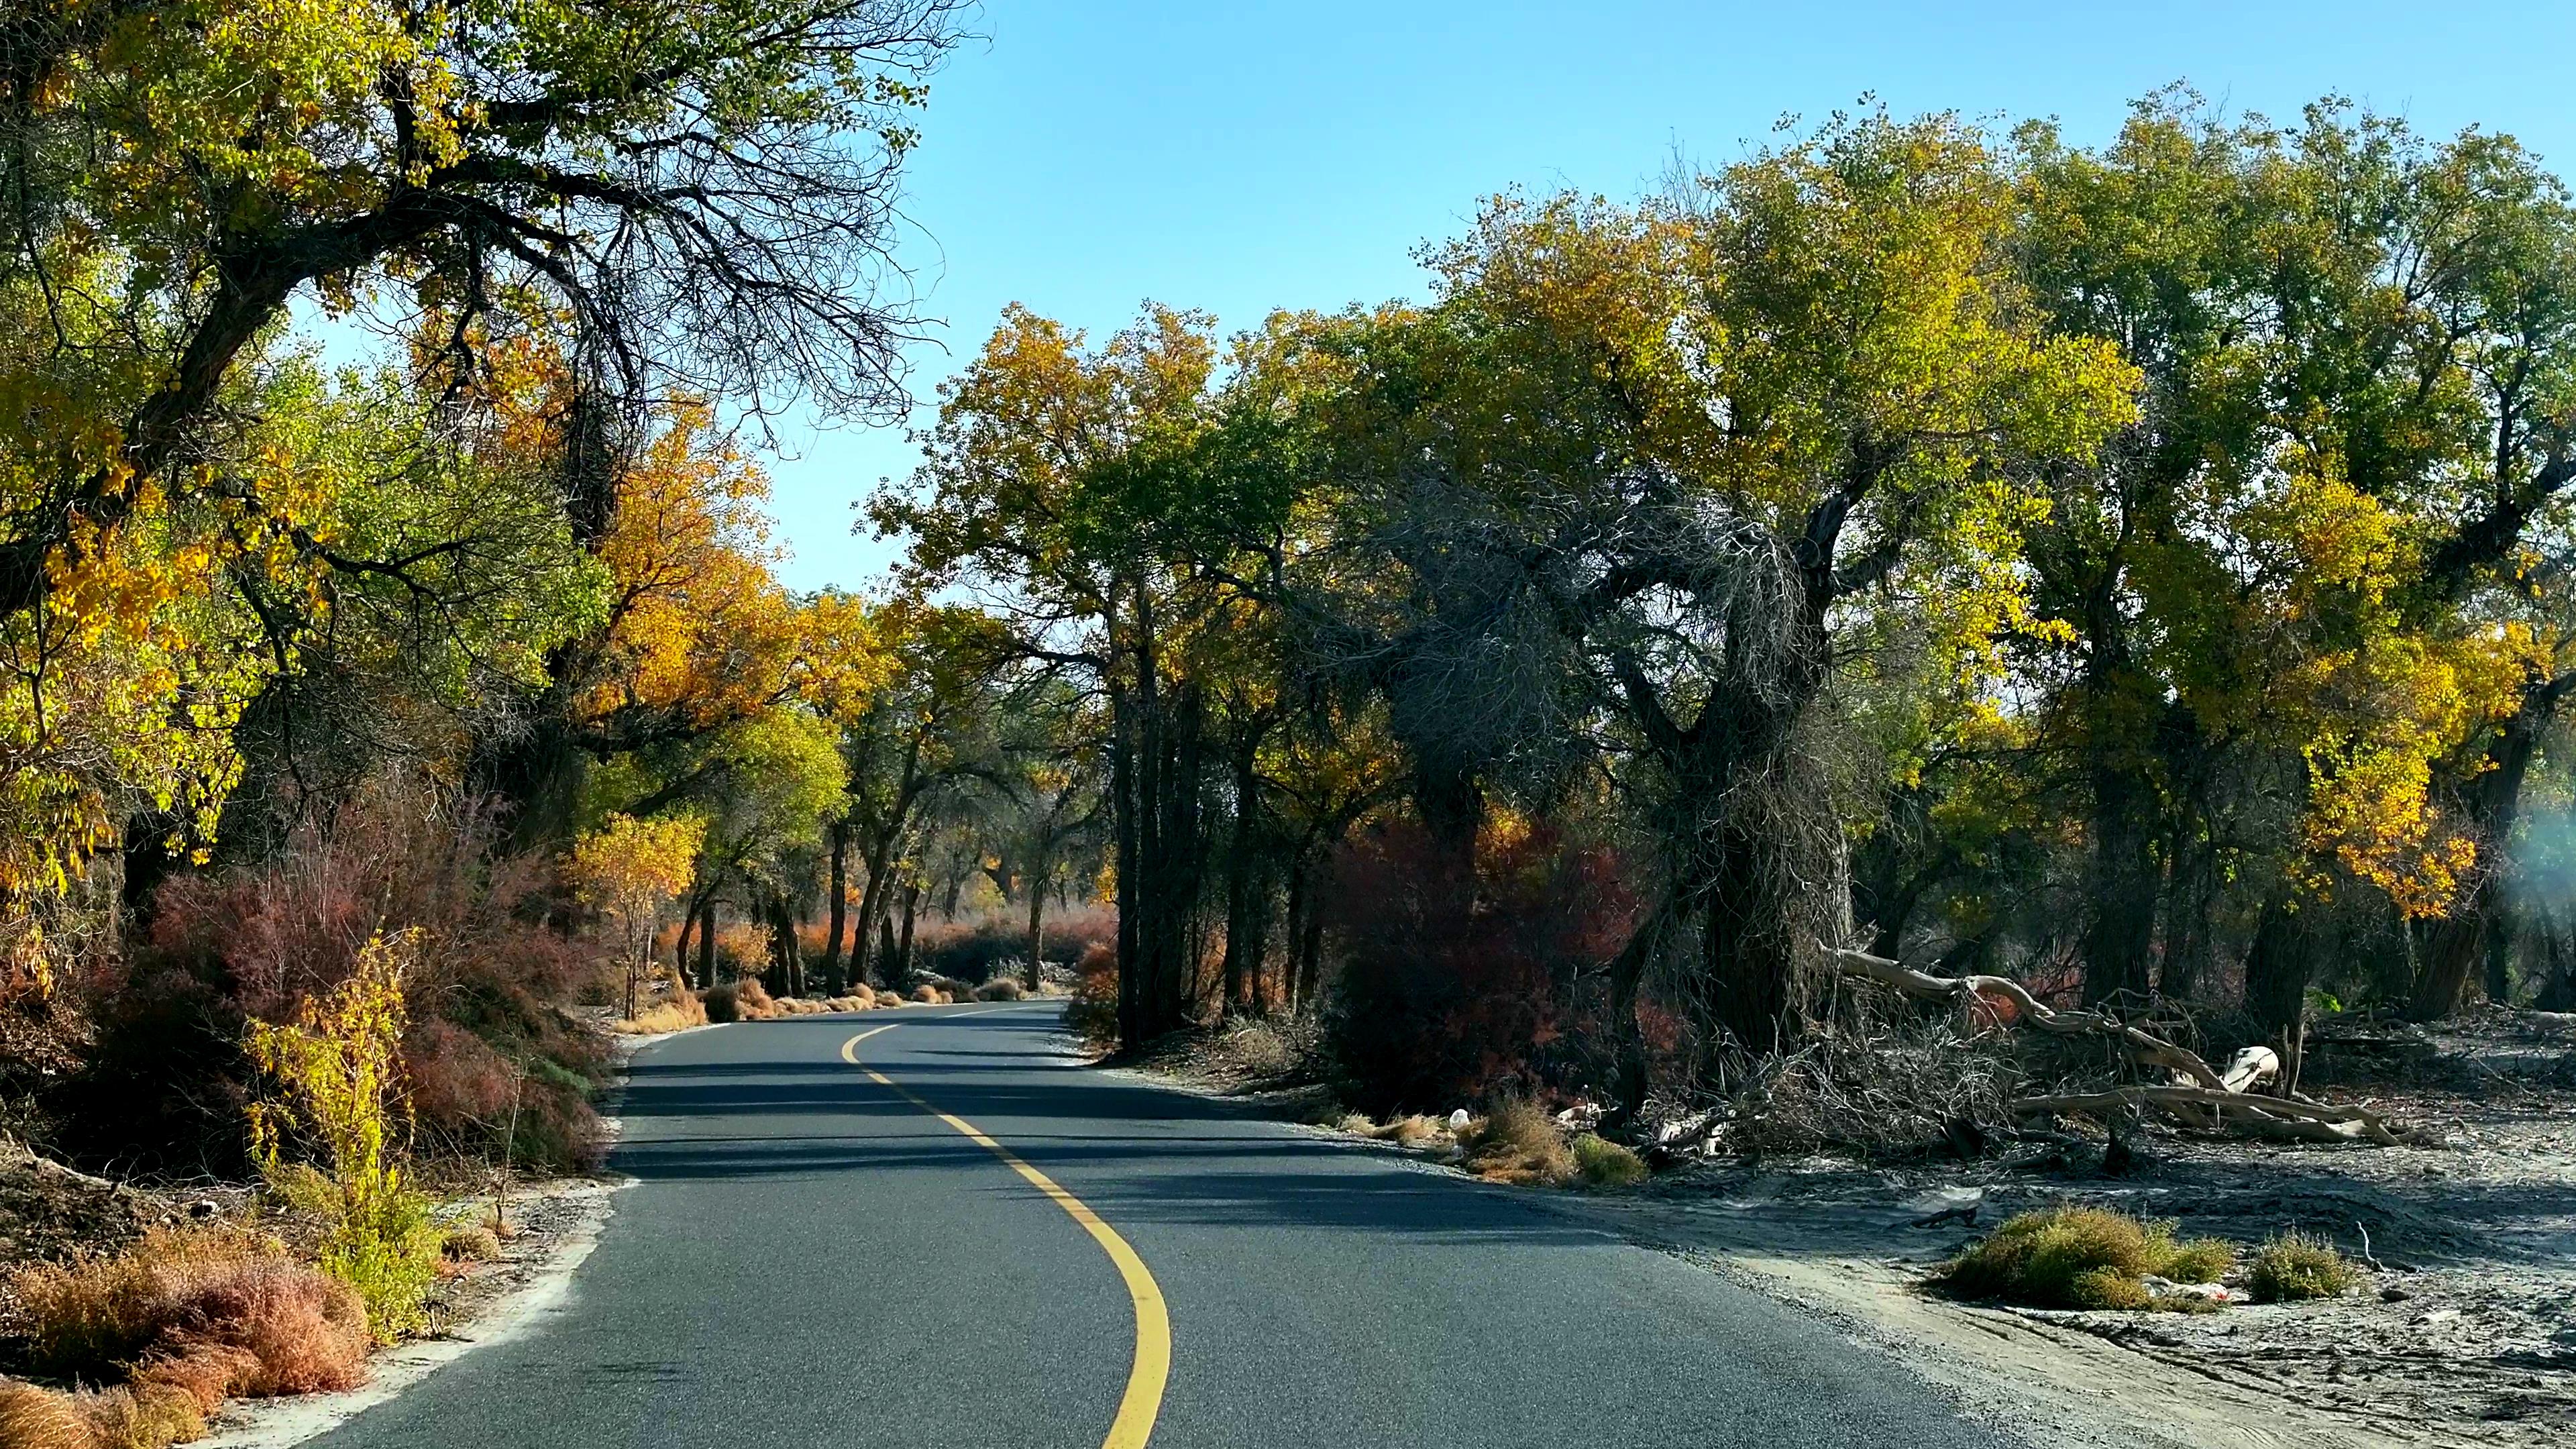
left=0, top=1382, right=92, bottom=1449
left=0, top=1379, right=207, bottom=1449
left=1940, top=1206, right=2237, bottom=1311
left=14, top=1227, right=370, bottom=1398
left=83, top=1381, right=205, bottom=1449
left=731, top=977, right=777, bottom=1018
left=974, top=977, right=1026, bottom=1002
left=439, top=1225, right=502, bottom=1264
left=872, top=989, right=903, bottom=1008
left=908, top=984, right=943, bottom=1004
left=1368, top=1115, right=1443, bottom=1146
left=698, top=985, right=741, bottom=1023
left=1458, top=1098, right=1574, bottom=1185
left=2247, top=1230, right=2358, bottom=1303
left=1570, top=1133, right=1648, bottom=1187
left=822, top=994, right=873, bottom=1012
left=614, top=993, right=708, bottom=1035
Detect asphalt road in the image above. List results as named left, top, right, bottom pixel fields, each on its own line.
left=309, top=1005, right=2021, bottom=1449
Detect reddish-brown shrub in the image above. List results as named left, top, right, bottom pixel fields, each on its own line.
left=1322, top=821, right=1633, bottom=1116
left=60, top=775, right=606, bottom=1175
left=908, top=908, right=1114, bottom=985
left=732, top=976, right=777, bottom=1018
left=1063, top=947, right=1120, bottom=1048
left=133, top=1344, right=257, bottom=1413
left=170, top=1260, right=369, bottom=1395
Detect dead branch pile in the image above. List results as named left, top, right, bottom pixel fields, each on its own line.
left=1833, top=948, right=2396, bottom=1144
left=1710, top=1010, right=2026, bottom=1157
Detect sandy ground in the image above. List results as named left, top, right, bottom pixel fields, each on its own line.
left=1133, top=1009, right=2576, bottom=1449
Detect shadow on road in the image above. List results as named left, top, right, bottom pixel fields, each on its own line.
left=616, top=1018, right=1599, bottom=1247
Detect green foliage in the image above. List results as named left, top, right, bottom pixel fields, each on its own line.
left=1941, top=1206, right=2238, bottom=1311
left=2248, top=1231, right=2359, bottom=1302
left=244, top=932, right=441, bottom=1341
left=1570, top=1133, right=1647, bottom=1187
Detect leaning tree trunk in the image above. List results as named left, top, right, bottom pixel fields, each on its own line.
left=674, top=902, right=699, bottom=991
left=896, top=881, right=920, bottom=985
left=696, top=900, right=718, bottom=985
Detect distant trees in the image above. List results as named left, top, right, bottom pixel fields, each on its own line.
left=876, top=93, right=2576, bottom=1116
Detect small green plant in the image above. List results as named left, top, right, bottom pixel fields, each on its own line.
left=2247, top=1230, right=2358, bottom=1302
left=246, top=930, right=443, bottom=1342
left=1940, top=1205, right=2237, bottom=1311
left=1571, top=1133, right=1648, bottom=1187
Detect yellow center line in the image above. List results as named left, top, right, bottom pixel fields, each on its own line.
left=840, top=1024, right=1170, bottom=1449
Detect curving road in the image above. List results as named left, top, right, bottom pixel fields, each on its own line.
left=309, top=1005, right=2019, bottom=1448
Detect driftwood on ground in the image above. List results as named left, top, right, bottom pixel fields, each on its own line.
left=1831, top=947, right=2396, bottom=1145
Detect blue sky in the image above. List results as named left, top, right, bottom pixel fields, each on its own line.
left=763, top=0, right=2576, bottom=590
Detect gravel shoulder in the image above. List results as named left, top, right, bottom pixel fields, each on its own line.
left=1122, top=1009, right=2576, bottom=1449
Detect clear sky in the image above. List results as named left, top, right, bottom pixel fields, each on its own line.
left=767, top=0, right=2576, bottom=591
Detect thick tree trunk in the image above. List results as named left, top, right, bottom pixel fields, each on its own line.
left=896, top=881, right=920, bottom=984
left=696, top=900, right=718, bottom=985
left=2412, top=690, right=2549, bottom=1020
left=2161, top=820, right=2220, bottom=1002
left=851, top=847, right=891, bottom=989
left=1701, top=823, right=1804, bottom=1057
left=2534, top=904, right=2576, bottom=1012
left=878, top=912, right=903, bottom=989
left=1220, top=741, right=1263, bottom=1014
left=1411, top=766, right=1483, bottom=863
left=2082, top=761, right=2162, bottom=1006
left=1024, top=873, right=1048, bottom=991
left=1111, top=598, right=1142, bottom=1046
left=674, top=902, right=699, bottom=991
left=2243, top=897, right=2316, bottom=1042
left=823, top=820, right=849, bottom=995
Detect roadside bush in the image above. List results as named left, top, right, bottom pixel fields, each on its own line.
left=440, top=1225, right=502, bottom=1264
left=1458, top=1097, right=1575, bottom=1185
left=1939, top=1206, right=2237, bottom=1311
left=974, top=977, right=1025, bottom=1002
left=2247, top=1230, right=2358, bottom=1302
left=62, top=775, right=606, bottom=1177
left=910, top=908, right=1116, bottom=985
left=1571, top=1133, right=1648, bottom=1187
left=615, top=993, right=708, bottom=1035
left=700, top=984, right=742, bottom=1022
left=1064, top=945, right=1119, bottom=1048
left=1322, top=822, right=1632, bottom=1116
left=246, top=933, right=442, bottom=1342
left=732, top=977, right=777, bottom=1019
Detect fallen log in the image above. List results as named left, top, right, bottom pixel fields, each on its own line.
left=1833, top=947, right=2228, bottom=1088
left=2010, top=1087, right=2397, bottom=1144
left=1831, top=947, right=2391, bottom=1146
